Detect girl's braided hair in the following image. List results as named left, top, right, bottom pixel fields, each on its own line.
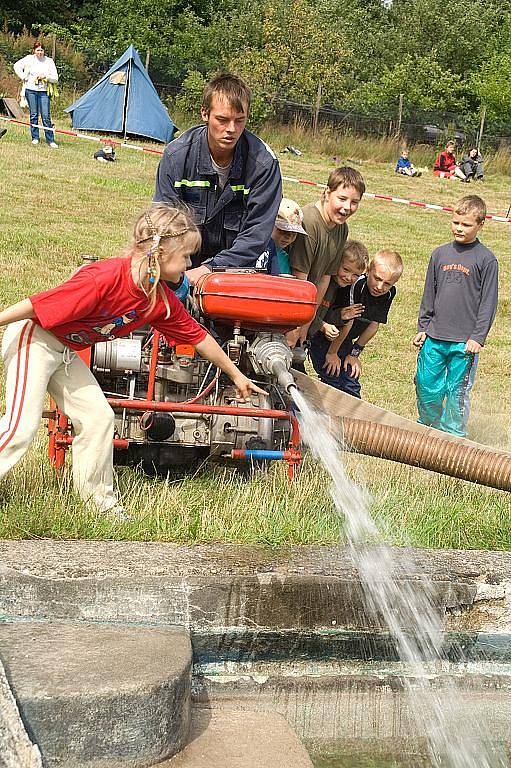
left=131, top=204, right=201, bottom=316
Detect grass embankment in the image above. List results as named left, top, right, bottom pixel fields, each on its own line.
left=0, top=117, right=510, bottom=548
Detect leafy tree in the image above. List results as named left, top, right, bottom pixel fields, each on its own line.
left=471, top=50, right=511, bottom=121
left=76, top=0, right=181, bottom=60
left=1, top=0, right=84, bottom=33
left=4, top=0, right=511, bottom=124
left=387, top=0, right=511, bottom=76
left=348, top=53, right=469, bottom=115
left=205, top=0, right=352, bottom=106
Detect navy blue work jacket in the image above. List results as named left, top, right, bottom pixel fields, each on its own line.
left=154, top=124, right=282, bottom=269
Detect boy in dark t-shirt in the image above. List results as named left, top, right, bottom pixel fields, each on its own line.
left=413, top=195, right=498, bottom=437
left=309, top=249, right=403, bottom=397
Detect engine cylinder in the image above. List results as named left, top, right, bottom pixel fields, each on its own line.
left=94, top=338, right=142, bottom=373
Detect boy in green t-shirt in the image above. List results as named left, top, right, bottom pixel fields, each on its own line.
left=287, top=166, right=365, bottom=352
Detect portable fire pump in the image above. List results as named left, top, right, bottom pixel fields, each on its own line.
left=46, top=271, right=317, bottom=478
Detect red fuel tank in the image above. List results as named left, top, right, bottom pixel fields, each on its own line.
left=194, top=272, right=317, bottom=333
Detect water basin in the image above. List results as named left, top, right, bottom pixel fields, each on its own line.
left=311, top=747, right=511, bottom=768
left=313, top=754, right=425, bottom=767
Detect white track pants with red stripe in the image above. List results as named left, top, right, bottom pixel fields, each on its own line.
left=0, top=321, right=118, bottom=512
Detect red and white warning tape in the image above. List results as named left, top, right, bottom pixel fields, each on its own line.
left=0, top=115, right=164, bottom=155
left=2, top=116, right=509, bottom=223
left=282, top=175, right=511, bottom=224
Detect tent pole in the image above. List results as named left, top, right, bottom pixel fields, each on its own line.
left=123, top=58, right=131, bottom=141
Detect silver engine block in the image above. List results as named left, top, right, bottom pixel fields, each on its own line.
left=92, top=328, right=294, bottom=474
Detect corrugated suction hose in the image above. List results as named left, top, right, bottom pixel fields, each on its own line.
left=339, top=417, right=511, bottom=492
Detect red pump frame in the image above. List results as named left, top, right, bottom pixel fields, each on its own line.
left=46, top=333, right=301, bottom=478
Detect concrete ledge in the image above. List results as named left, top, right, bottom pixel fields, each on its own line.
left=0, top=658, right=42, bottom=768
left=192, top=668, right=511, bottom=745
left=0, top=621, right=192, bottom=768
left=1, top=541, right=509, bottom=633
left=161, top=707, right=313, bottom=767
left=1, top=542, right=510, bottom=757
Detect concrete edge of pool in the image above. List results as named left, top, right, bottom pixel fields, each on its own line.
left=1, top=541, right=510, bottom=766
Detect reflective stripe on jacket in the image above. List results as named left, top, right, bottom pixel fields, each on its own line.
left=154, top=125, right=282, bottom=269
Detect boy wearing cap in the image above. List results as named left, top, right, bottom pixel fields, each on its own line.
left=256, top=198, right=307, bottom=275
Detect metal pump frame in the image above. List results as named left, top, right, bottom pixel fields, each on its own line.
left=45, top=331, right=302, bottom=479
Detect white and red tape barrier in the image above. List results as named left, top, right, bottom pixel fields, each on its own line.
left=281, top=174, right=511, bottom=224
left=2, top=115, right=510, bottom=223
left=0, top=115, right=164, bottom=155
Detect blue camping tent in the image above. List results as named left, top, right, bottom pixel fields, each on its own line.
left=65, top=45, right=176, bottom=143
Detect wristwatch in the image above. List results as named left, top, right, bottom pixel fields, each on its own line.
left=350, top=342, right=364, bottom=357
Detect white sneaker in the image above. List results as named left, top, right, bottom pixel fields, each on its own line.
left=105, top=505, right=133, bottom=523
left=31, top=139, right=39, bottom=145
left=48, top=141, right=59, bottom=149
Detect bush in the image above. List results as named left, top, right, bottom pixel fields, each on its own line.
left=0, top=56, right=19, bottom=98
left=174, top=70, right=206, bottom=116
left=249, top=93, right=274, bottom=130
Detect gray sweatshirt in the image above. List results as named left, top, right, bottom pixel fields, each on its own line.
left=417, top=239, right=498, bottom=345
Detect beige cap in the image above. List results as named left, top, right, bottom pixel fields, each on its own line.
left=274, top=198, right=307, bottom=234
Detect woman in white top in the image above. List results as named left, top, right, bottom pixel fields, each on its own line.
left=14, top=40, right=59, bottom=148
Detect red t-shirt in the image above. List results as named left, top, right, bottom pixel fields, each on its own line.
left=30, top=257, right=207, bottom=350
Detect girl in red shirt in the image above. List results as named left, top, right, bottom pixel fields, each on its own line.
left=0, top=204, right=265, bottom=519
left=433, top=140, right=468, bottom=181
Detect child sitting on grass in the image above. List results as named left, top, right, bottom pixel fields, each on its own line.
left=395, top=148, right=422, bottom=177
left=0, top=204, right=265, bottom=520
left=413, top=195, right=498, bottom=437
left=94, top=140, right=116, bottom=163
left=309, top=248, right=403, bottom=398
left=433, top=141, right=468, bottom=181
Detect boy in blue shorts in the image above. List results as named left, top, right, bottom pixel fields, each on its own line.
left=413, top=195, right=498, bottom=437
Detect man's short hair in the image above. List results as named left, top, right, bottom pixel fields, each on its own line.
left=371, top=249, right=404, bottom=277
left=326, top=167, right=366, bottom=197
left=454, top=195, right=487, bottom=224
left=202, top=73, right=252, bottom=114
left=341, top=240, right=369, bottom=271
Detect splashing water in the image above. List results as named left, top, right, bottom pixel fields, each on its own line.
left=291, top=388, right=508, bottom=768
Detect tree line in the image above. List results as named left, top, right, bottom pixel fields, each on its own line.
left=2, top=0, right=511, bottom=125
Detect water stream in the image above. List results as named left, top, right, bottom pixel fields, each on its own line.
left=291, top=388, right=508, bottom=768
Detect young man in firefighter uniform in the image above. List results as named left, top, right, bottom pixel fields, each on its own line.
left=154, top=73, right=282, bottom=286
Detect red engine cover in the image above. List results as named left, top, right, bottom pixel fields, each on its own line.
left=195, top=272, right=317, bottom=333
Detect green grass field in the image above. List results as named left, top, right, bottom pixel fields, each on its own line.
left=0, top=114, right=510, bottom=548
